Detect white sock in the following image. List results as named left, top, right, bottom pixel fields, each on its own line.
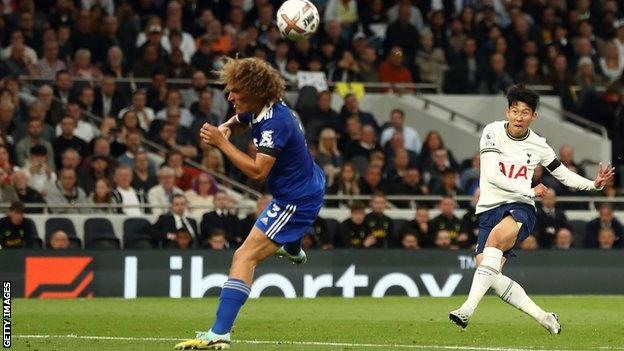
left=462, top=247, right=503, bottom=315
left=491, top=273, right=546, bottom=321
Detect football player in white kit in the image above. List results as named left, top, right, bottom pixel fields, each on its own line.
left=449, top=85, right=615, bottom=333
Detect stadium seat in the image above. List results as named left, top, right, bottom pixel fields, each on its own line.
left=24, top=218, right=42, bottom=249
left=45, top=217, right=81, bottom=249
left=84, top=218, right=120, bottom=249
left=123, top=218, right=156, bottom=249
left=568, top=220, right=587, bottom=248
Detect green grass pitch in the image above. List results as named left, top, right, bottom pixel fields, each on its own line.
left=11, top=296, right=624, bottom=350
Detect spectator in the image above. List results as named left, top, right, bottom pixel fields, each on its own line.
left=516, top=56, right=544, bottom=85
left=300, top=91, right=341, bottom=142
left=79, top=154, right=113, bottom=195
left=171, top=228, right=193, bottom=250
left=165, top=150, right=200, bottom=191
left=11, top=170, right=45, bottom=213
left=0, top=101, right=17, bottom=143
left=425, top=148, right=455, bottom=190
left=201, top=148, right=226, bottom=175
left=315, top=128, right=343, bottom=171
left=401, top=205, right=431, bottom=247
left=385, top=147, right=411, bottom=183
left=331, top=49, right=361, bottom=82
left=102, top=46, right=128, bottom=79
left=69, top=48, right=102, bottom=82
left=379, top=108, right=421, bottom=154
left=44, top=168, right=88, bottom=214
left=52, top=115, right=89, bottom=169
left=119, top=110, right=143, bottom=143
left=481, top=53, right=513, bottom=94
left=378, top=46, right=414, bottom=94
left=584, top=203, right=623, bottom=248
left=206, top=229, right=228, bottom=250
left=37, top=84, right=64, bottom=127
left=358, top=45, right=380, bottom=83
left=384, top=2, right=419, bottom=58
left=359, top=165, right=384, bottom=195
left=345, top=125, right=381, bottom=161
left=88, top=178, right=114, bottom=213
left=147, top=166, right=183, bottom=216
left=112, top=164, right=147, bottom=216
left=419, top=131, right=458, bottom=170
left=400, top=231, right=420, bottom=250
left=0, top=202, right=36, bottom=249
left=36, top=40, right=66, bottom=80
left=326, top=162, right=360, bottom=208
left=22, top=145, right=56, bottom=195
left=200, top=191, right=242, bottom=248
left=48, top=229, right=70, bottom=250
left=444, top=37, right=484, bottom=94
left=336, top=201, right=368, bottom=248
left=94, top=75, right=127, bottom=119
left=118, top=90, right=155, bottom=131
left=414, top=28, right=447, bottom=86
left=151, top=194, right=198, bottom=248
left=389, top=167, right=427, bottom=208
left=131, top=151, right=158, bottom=194
left=53, top=69, right=74, bottom=105
left=430, top=169, right=463, bottom=197
left=535, top=188, right=569, bottom=249
left=553, top=227, right=574, bottom=250
left=116, top=130, right=145, bottom=169
left=150, top=110, right=197, bottom=158
left=433, top=229, right=455, bottom=249
left=429, top=196, right=464, bottom=247
left=363, top=192, right=393, bottom=248
left=339, top=94, right=379, bottom=134
left=14, top=119, right=54, bottom=168
left=598, top=227, right=617, bottom=250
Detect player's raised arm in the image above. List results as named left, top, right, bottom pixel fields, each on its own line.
left=545, top=157, right=615, bottom=191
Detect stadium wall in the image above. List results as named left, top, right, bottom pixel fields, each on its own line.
left=3, top=250, right=623, bottom=298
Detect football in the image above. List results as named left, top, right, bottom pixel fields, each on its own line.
left=276, top=0, right=320, bottom=41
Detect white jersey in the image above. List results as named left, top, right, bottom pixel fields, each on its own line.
left=476, top=121, right=557, bottom=214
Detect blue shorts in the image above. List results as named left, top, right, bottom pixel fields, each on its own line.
left=475, top=203, right=536, bottom=258
left=254, top=196, right=323, bottom=244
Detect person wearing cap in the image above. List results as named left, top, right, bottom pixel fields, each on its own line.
left=0, top=201, right=37, bottom=249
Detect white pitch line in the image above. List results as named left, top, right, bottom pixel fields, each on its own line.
left=14, top=334, right=624, bottom=351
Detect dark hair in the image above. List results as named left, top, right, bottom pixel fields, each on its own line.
left=350, top=201, right=366, bottom=212
left=506, top=84, right=539, bottom=112
left=9, top=201, right=24, bottom=213
left=30, top=144, right=48, bottom=156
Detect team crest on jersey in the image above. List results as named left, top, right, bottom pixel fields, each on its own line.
left=267, top=204, right=281, bottom=218
left=259, top=130, right=274, bottom=148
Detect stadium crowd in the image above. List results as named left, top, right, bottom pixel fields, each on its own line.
left=0, top=0, right=622, bottom=251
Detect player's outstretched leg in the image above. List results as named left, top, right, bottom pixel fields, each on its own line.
left=450, top=216, right=518, bottom=328
left=174, top=228, right=278, bottom=350
left=450, top=246, right=503, bottom=328
left=491, top=273, right=561, bottom=334
left=274, top=238, right=307, bottom=265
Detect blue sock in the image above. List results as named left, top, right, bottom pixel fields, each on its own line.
left=211, top=278, right=250, bottom=334
left=283, top=239, right=302, bottom=256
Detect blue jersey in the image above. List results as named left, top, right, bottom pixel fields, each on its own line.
left=237, top=101, right=325, bottom=203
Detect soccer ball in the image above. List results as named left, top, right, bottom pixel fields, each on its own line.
left=276, top=0, right=320, bottom=41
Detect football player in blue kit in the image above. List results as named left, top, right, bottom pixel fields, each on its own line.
left=175, top=57, right=325, bottom=350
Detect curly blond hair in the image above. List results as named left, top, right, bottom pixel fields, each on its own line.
left=218, top=57, right=285, bottom=105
